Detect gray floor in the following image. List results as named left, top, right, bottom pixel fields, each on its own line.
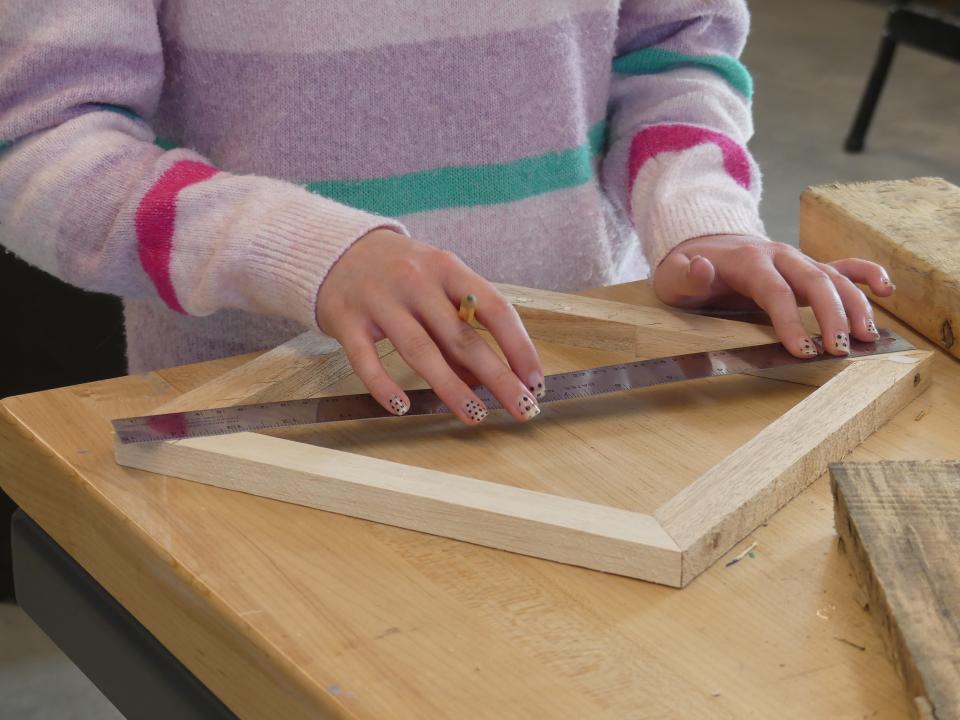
left=2, top=1, right=959, bottom=718
left=0, top=604, right=122, bottom=719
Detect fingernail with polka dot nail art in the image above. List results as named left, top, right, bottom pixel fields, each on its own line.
left=799, top=336, right=818, bottom=357
left=834, top=332, right=850, bottom=353
left=388, top=395, right=410, bottom=416
left=518, top=393, right=540, bottom=420
left=464, top=399, right=488, bottom=423
left=527, top=373, right=546, bottom=400
left=865, top=319, right=880, bottom=338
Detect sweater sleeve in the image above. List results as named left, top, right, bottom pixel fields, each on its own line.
left=601, top=0, right=766, bottom=271
left=0, top=0, right=404, bottom=330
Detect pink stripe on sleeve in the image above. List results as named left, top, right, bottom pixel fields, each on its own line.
left=135, top=160, right=219, bottom=313
left=627, top=124, right=752, bottom=193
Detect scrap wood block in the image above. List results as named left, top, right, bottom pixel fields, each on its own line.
left=800, top=177, right=960, bottom=359
left=831, top=461, right=960, bottom=720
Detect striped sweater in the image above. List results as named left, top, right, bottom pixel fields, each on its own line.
left=0, top=0, right=764, bottom=372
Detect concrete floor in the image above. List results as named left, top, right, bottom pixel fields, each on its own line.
left=2, top=1, right=959, bottom=717
left=0, top=604, right=122, bottom=719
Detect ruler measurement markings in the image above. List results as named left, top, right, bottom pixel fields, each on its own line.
left=112, top=331, right=914, bottom=443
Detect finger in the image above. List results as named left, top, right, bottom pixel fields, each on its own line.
left=442, top=354, right=481, bottom=388
left=440, top=261, right=545, bottom=400
left=826, top=270, right=880, bottom=342
left=415, top=290, right=541, bottom=422
left=827, top=258, right=895, bottom=298
left=734, top=259, right=819, bottom=358
left=339, top=326, right=412, bottom=416
left=774, top=253, right=850, bottom=355
left=377, top=310, right=489, bottom=425
left=653, top=251, right=718, bottom=307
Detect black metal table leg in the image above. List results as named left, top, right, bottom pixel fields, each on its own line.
left=1, top=488, right=16, bottom=602
left=11, top=510, right=238, bottom=720
left=845, top=33, right=898, bottom=153
left=845, top=3, right=960, bottom=153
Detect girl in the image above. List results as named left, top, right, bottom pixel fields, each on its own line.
left=0, top=1, right=892, bottom=425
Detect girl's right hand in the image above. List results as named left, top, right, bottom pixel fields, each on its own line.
left=315, top=228, right=545, bottom=425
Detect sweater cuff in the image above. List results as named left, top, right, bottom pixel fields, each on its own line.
left=246, top=192, right=406, bottom=329
left=641, top=200, right=766, bottom=270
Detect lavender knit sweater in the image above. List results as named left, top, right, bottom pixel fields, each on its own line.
left=0, top=1, right=764, bottom=372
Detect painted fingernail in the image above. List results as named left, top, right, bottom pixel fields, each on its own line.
left=464, top=399, right=488, bottom=423
left=881, top=276, right=896, bottom=291
left=834, top=332, right=850, bottom=353
left=799, top=337, right=818, bottom=356
left=865, top=319, right=879, bottom=337
left=527, top=373, right=546, bottom=400
left=388, top=395, right=410, bottom=416
left=518, top=393, right=540, bottom=420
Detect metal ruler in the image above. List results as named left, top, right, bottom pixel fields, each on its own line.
left=113, top=329, right=914, bottom=444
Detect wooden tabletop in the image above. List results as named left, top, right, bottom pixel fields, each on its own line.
left=3, top=281, right=957, bottom=720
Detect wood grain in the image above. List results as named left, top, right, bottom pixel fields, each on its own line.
left=283, top=338, right=811, bottom=513
left=831, top=461, right=960, bottom=720
left=153, top=334, right=395, bottom=413
left=115, top=433, right=682, bottom=586
left=657, top=351, right=933, bottom=584
left=800, top=177, right=960, bottom=359
left=496, top=282, right=776, bottom=356
left=502, top=280, right=841, bottom=389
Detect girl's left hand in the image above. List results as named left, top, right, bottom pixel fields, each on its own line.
left=652, top=234, right=896, bottom=358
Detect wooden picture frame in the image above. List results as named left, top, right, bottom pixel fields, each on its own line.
left=115, top=285, right=932, bottom=587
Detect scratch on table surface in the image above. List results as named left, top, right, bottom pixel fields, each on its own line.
left=375, top=626, right=402, bottom=640
left=776, top=663, right=840, bottom=684
left=833, top=636, right=867, bottom=652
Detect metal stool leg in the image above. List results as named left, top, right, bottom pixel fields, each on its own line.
left=845, top=33, right=898, bottom=153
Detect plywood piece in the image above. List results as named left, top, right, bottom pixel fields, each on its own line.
left=156, top=282, right=777, bottom=417
left=656, top=351, right=934, bottom=584
left=500, top=282, right=835, bottom=387
left=496, top=282, right=776, bottom=356
left=831, top=461, right=960, bottom=720
left=800, top=177, right=960, bottom=359
left=155, top=334, right=395, bottom=413
left=292, top=338, right=813, bottom=512
left=115, top=433, right=682, bottom=586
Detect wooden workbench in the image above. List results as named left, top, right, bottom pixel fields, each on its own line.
left=2, top=281, right=957, bottom=719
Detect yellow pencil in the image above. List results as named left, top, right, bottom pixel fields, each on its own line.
left=458, top=293, right=477, bottom=324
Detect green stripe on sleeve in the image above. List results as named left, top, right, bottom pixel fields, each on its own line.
left=64, top=122, right=609, bottom=217
left=587, top=120, right=608, bottom=155
left=306, top=121, right=607, bottom=217
left=613, top=48, right=753, bottom=98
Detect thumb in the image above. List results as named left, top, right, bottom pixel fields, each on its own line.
left=654, top=252, right=717, bottom=307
